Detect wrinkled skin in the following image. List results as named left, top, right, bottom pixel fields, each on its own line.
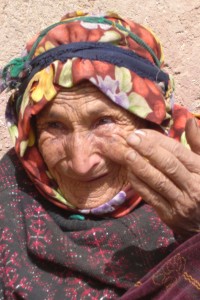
left=37, top=82, right=200, bottom=235
left=36, top=82, right=144, bottom=209
left=125, top=120, right=200, bottom=235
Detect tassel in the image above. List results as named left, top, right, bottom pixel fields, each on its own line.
left=4, top=56, right=28, bottom=78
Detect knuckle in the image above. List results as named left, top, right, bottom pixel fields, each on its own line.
left=165, top=160, right=180, bottom=176
left=154, top=176, right=169, bottom=194
left=178, top=202, right=197, bottom=219
left=138, top=160, right=150, bottom=174
left=170, top=141, right=181, bottom=155
left=143, top=146, right=154, bottom=158
left=157, top=150, right=178, bottom=174
left=184, top=175, right=200, bottom=199
left=185, top=158, right=199, bottom=173
left=147, top=193, right=160, bottom=207
left=175, top=193, right=199, bottom=218
left=188, top=189, right=200, bottom=205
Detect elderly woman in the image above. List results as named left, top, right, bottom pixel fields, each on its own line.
left=0, top=11, right=200, bottom=299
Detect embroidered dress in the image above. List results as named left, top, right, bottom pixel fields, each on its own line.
left=0, top=150, right=179, bottom=299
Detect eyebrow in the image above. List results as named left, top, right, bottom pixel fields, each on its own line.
left=39, top=108, right=67, bottom=121
left=86, top=103, right=112, bottom=115
left=39, top=100, right=116, bottom=124
left=47, top=111, right=63, bottom=120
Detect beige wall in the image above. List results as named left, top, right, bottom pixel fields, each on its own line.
left=0, top=0, right=200, bottom=158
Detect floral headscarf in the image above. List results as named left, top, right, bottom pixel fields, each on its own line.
left=0, top=11, right=194, bottom=217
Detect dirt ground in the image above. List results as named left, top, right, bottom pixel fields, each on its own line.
left=0, top=0, right=200, bottom=159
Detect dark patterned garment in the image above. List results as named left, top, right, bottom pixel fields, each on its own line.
left=0, top=149, right=180, bottom=299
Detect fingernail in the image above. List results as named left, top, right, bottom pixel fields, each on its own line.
left=134, top=130, right=146, bottom=136
left=127, top=133, right=141, bottom=145
left=126, top=150, right=136, bottom=161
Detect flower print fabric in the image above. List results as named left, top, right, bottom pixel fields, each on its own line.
left=1, top=11, right=197, bottom=216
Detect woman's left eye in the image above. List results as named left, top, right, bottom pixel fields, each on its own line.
left=94, top=117, right=114, bottom=128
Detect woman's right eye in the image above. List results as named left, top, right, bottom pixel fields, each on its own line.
left=47, top=121, right=65, bottom=130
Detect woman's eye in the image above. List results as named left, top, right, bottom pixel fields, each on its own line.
left=94, top=117, right=114, bottom=128
left=47, top=121, right=65, bottom=130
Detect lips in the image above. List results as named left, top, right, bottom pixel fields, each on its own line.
left=78, top=172, right=109, bottom=182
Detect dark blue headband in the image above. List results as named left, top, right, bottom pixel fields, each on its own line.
left=18, top=42, right=169, bottom=95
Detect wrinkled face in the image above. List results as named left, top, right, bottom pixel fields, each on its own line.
left=36, top=82, right=144, bottom=209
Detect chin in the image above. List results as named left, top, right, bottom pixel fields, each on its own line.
left=67, top=196, right=110, bottom=209
left=63, top=189, right=119, bottom=209
left=57, top=172, right=129, bottom=209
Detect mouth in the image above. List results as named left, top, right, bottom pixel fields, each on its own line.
left=80, top=173, right=109, bottom=182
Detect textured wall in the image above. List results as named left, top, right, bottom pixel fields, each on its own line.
left=0, top=0, right=200, bottom=158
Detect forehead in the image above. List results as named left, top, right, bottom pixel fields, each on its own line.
left=38, top=82, right=126, bottom=117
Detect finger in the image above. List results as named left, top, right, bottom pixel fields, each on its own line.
left=185, top=118, right=200, bottom=155
left=126, top=129, right=200, bottom=174
left=97, top=131, right=130, bottom=165
left=127, top=135, right=193, bottom=191
left=125, top=150, right=183, bottom=204
left=127, top=171, right=173, bottom=222
left=128, top=170, right=200, bottom=234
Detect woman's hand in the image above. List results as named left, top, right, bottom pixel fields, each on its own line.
left=125, top=118, right=200, bottom=235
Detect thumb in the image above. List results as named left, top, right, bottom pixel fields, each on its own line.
left=185, top=117, right=200, bottom=155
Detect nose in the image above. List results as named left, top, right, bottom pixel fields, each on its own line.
left=67, top=132, right=102, bottom=176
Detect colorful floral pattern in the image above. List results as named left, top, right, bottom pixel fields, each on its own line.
left=31, top=66, right=57, bottom=102
left=1, top=11, right=197, bottom=215
left=90, top=74, right=130, bottom=109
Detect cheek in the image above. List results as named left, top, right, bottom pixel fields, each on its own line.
left=38, top=134, right=66, bottom=169
left=97, top=123, right=135, bottom=142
